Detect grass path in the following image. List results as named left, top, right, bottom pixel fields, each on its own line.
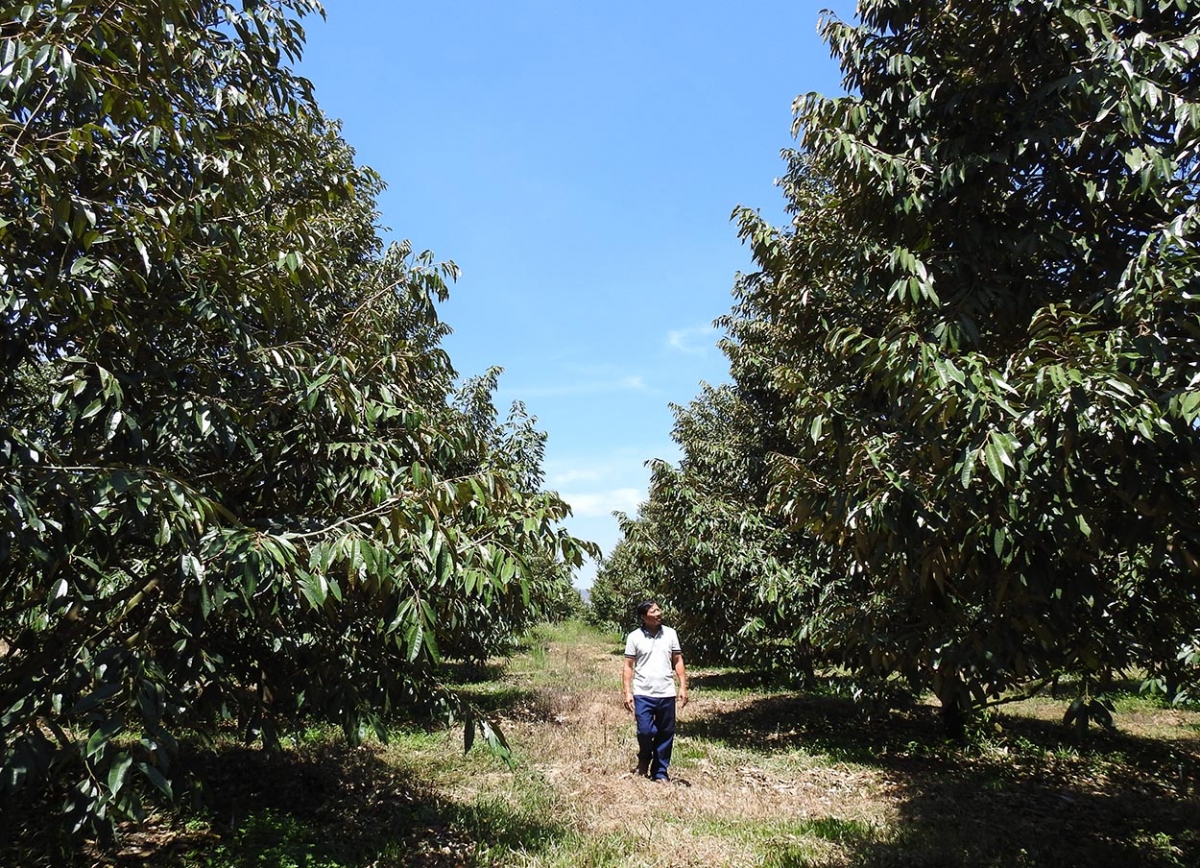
left=402, top=621, right=1200, bottom=867
left=448, top=623, right=897, bottom=867
left=31, top=620, right=1200, bottom=867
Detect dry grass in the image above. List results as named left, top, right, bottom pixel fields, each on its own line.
left=462, top=653, right=893, bottom=867
left=9, top=621, right=1198, bottom=867
left=433, top=622, right=1200, bottom=868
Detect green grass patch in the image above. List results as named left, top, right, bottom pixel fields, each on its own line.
left=686, top=814, right=882, bottom=868
left=522, top=619, right=615, bottom=647
left=186, top=809, right=347, bottom=868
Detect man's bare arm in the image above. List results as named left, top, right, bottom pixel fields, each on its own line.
left=623, top=657, right=635, bottom=712
left=673, top=652, right=688, bottom=708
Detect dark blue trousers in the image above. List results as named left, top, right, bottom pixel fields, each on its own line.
left=633, top=695, right=676, bottom=780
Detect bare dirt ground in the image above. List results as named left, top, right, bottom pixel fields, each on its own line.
left=464, top=633, right=1200, bottom=867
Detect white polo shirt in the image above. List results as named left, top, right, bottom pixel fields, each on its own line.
left=624, top=625, right=682, bottom=698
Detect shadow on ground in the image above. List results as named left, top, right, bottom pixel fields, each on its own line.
left=1, top=739, right=567, bottom=868
left=685, top=667, right=797, bottom=692
left=686, top=689, right=1200, bottom=868
left=7, top=678, right=1196, bottom=867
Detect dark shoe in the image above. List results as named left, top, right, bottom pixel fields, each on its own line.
left=636, top=760, right=650, bottom=777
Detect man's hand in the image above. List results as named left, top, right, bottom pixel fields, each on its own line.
left=678, top=690, right=689, bottom=709
left=623, top=693, right=635, bottom=713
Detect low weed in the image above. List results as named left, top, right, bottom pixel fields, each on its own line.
left=190, top=809, right=346, bottom=868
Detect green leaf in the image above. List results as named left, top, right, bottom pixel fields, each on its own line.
left=137, top=762, right=173, bottom=799
left=1179, top=391, right=1200, bottom=422
left=71, top=682, right=122, bottom=715
left=478, top=718, right=515, bottom=769
left=86, top=717, right=123, bottom=760
left=959, top=447, right=978, bottom=487
left=463, top=713, right=476, bottom=755
left=1089, top=700, right=1114, bottom=731
left=107, top=754, right=133, bottom=796
left=983, top=440, right=1006, bottom=484
left=133, top=235, right=150, bottom=273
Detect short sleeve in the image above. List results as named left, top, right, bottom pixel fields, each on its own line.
left=624, top=632, right=637, bottom=657
left=668, top=627, right=681, bottom=654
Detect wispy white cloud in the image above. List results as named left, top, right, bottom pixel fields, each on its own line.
left=545, top=444, right=677, bottom=490
left=544, top=445, right=682, bottom=587
left=549, top=466, right=605, bottom=486
left=560, top=487, right=644, bottom=518
left=666, top=324, right=717, bottom=356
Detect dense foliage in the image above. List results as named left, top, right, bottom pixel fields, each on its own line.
left=589, top=385, right=813, bottom=674
left=585, top=535, right=646, bottom=632
left=602, top=0, right=1200, bottom=727
left=0, top=0, right=590, bottom=837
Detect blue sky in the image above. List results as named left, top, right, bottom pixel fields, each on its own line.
left=298, top=1, right=856, bottom=587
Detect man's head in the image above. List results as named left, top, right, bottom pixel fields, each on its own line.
left=637, top=599, right=663, bottom=630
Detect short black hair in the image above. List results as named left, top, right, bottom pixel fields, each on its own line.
left=636, top=599, right=658, bottom=619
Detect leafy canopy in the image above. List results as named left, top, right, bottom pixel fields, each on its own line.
left=607, top=0, right=1200, bottom=727
left=0, top=0, right=592, bottom=838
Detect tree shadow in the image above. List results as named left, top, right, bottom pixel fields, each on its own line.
left=689, top=668, right=793, bottom=692
left=687, top=691, right=1200, bottom=867
left=437, top=659, right=508, bottom=685
left=3, top=738, right=568, bottom=868
left=685, top=690, right=926, bottom=762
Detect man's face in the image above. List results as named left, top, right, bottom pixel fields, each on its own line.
left=642, top=604, right=662, bottom=629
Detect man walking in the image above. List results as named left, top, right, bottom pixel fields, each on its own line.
left=622, top=600, right=688, bottom=782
